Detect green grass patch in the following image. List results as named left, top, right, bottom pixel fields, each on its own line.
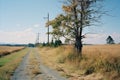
left=0, top=48, right=26, bottom=67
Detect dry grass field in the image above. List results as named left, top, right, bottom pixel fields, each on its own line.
left=39, top=44, right=120, bottom=80
left=0, top=46, right=24, bottom=57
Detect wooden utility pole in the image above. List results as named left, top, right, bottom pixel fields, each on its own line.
left=47, top=13, right=49, bottom=44
left=44, top=13, right=50, bottom=44
left=36, top=33, right=40, bottom=44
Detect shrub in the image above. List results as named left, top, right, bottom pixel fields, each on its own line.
left=54, top=40, right=62, bottom=47
left=85, top=66, right=95, bottom=75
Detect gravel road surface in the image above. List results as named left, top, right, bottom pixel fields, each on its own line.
left=11, top=48, right=67, bottom=80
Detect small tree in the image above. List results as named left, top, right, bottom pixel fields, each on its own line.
left=106, top=36, right=115, bottom=44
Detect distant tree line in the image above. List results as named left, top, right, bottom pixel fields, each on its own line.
left=0, top=44, right=27, bottom=46
left=42, top=39, right=62, bottom=47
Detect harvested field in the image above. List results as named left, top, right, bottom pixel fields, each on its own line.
left=0, top=46, right=25, bottom=57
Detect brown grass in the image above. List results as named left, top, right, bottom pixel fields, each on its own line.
left=38, top=44, right=120, bottom=80
left=28, top=49, right=41, bottom=79
left=0, top=46, right=25, bottom=56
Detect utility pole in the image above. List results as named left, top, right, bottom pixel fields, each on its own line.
left=44, top=13, right=50, bottom=44
left=47, top=13, right=49, bottom=44
left=36, top=33, right=40, bottom=44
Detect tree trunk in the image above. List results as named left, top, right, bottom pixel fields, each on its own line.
left=75, top=36, right=83, bottom=57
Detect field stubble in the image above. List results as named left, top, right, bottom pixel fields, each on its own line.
left=0, top=46, right=24, bottom=57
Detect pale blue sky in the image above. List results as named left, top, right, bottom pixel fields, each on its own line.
left=0, top=0, right=62, bottom=31
left=0, top=0, right=120, bottom=44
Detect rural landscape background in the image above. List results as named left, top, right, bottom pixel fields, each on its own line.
left=0, top=0, right=120, bottom=80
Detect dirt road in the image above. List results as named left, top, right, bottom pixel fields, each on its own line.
left=11, top=48, right=67, bottom=80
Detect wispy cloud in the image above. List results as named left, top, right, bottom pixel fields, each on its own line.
left=16, top=24, right=21, bottom=27
left=24, top=28, right=33, bottom=32
left=0, top=29, right=36, bottom=44
left=0, top=23, right=47, bottom=44
left=33, top=24, right=40, bottom=28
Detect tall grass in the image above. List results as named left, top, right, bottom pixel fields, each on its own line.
left=39, top=44, right=120, bottom=80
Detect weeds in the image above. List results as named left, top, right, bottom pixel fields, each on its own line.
left=57, top=55, right=66, bottom=63
left=28, top=49, right=42, bottom=78
left=39, top=44, right=120, bottom=80
left=84, top=66, right=95, bottom=75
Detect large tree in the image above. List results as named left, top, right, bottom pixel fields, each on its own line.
left=48, top=0, right=104, bottom=57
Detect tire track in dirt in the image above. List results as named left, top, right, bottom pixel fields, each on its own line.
left=11, top=50, right=31, bottom=80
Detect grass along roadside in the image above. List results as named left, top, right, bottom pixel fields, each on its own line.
left=0, top=48, right=29, bottom=80
left=0, top=48, right=26, bottom=67
left=38, top=45, right=120, bottom=80
left=28, top=48, right=42, bottom=79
